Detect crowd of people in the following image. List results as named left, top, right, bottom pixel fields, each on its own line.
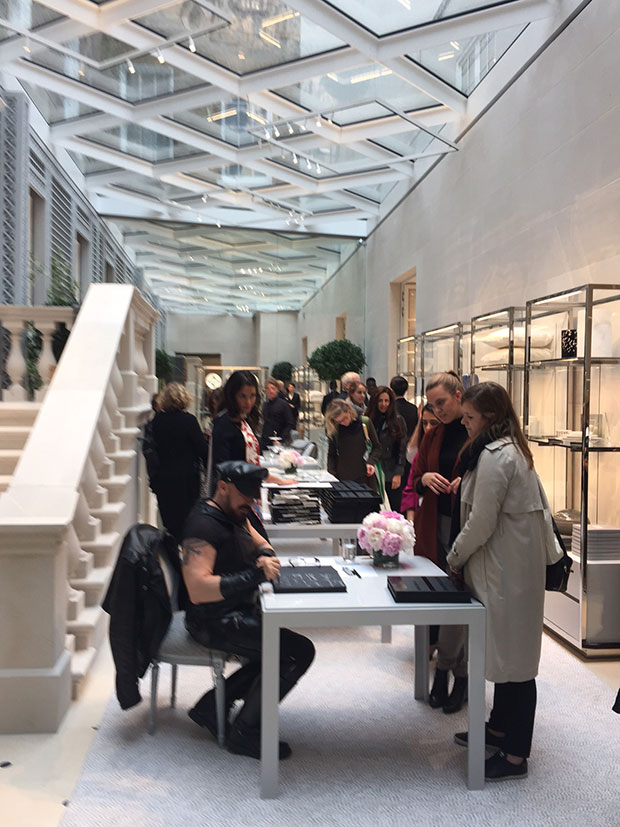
left=139, top=367, right=563, bottom=780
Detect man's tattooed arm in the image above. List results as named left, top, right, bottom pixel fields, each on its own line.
left=181, top=537, right=210, bottom=567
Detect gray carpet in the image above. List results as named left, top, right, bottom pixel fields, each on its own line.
left=61, top=628, right=619, bottom=827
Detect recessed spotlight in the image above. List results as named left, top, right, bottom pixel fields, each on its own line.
left=238, top=51, right=246, bottom=60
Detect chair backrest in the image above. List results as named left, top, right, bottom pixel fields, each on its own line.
left=158, top=548, right=182, bottom=612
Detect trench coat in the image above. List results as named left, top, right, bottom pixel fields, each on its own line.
left=446, top=438, right=556, bottom=683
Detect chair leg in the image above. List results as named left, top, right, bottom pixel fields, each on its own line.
left=149, top=662, right=160, bottom=735
left=213, top=660, right=226, bottom=748
left=170, top=664, right=178, bottom=709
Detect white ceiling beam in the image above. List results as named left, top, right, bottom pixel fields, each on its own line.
left=382, top=56, right=466, bottom=112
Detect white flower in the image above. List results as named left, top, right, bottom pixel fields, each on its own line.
left=385, top=517, right=403, bottom=534
left=367, top=527, right=385, bottom=551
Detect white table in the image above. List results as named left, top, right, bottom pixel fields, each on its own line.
left=259, top=554, right=486, bottom=797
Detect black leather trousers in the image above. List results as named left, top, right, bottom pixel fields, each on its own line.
left=189, top=608, right=315, bottom=730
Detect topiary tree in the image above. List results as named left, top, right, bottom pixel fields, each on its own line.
left=307, top=339, right=366, bottom=381
left=271, top=361, right=294, bottom=383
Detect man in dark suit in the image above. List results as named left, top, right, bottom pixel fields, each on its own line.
left=390, top=376, right=418, bottom=439
left=321, top=380, right=339, bottom=415
left=286, top=382, right=301, bottom=429
left=260, top=377, right=294, bottom=450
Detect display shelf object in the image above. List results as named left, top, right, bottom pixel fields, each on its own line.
left=524, top=284, right=620, bottom=655
left=419, top=322, right=464, bottom=396
left=470, top=306, right=525, bottom=420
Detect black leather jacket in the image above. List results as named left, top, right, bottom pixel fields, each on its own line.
left=102, top=524, right=185, bottom=710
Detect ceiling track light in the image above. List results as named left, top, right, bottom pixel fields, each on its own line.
left=292, top=152, right=298, bottom=164
left=188, top=35, right=196, bottom=53
left=156, top=48, right=165, bottom=64
left=315, top=113, right=322, bottom=128
left=78, top=62, right=85, bottom=77
left=273, top=125, right=280, bottom=138
left=201, top=193, right=208, bottom=203
left=127, top=58, right=135, bottom=74
left=316, top=162, right=321, bottom=174
left=23, top=37, right=31, bottom=54
left=287, top=123, right=294, bottom=135
left=305, top=157, right=312, bottom=170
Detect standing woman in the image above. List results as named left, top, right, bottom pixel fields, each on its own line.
left=151, top=382, right=209, bottom=542
left=411, top=371, right=468, bottom=713
left=401, top=403, right=440, bottom=518
left=347, top=381, right=368, bottom=415
left=325, top=398, right=381, bottom=490
left=447, top=382, right=556, bottom=781
left=366, top=386, right=407, bottom=510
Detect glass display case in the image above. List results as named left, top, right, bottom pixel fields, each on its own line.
left=524, top=285, right=620, bottom=655
left=470, top=307, right=525, bottom=420
left=396, top=334, right=422, bottom=402
left=420, top=322, right=463, bottom=395
left=292, top=364, right=325, bottom=436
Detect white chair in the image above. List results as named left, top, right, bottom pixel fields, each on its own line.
left=148, top=552, right=233, bottom=746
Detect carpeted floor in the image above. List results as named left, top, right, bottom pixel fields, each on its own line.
left=61, top=628, right=619, bottom=827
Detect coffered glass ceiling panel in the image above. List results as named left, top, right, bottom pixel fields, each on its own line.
left=138, top=0, right=345, bottom=74
left=0, top=0, right=62, bottom=41
left=170, top=99, right=272, bottom=147
left=19, top=81, right=98, bottom=123
left=109, top=173, right=191, bottom=201
left=28, top=51, right=205, bottom=102
left=347, top=181, right=398, bottom=204
left=67, top=152, right=118, bottom=175
left=409, top=23, right=526, bottom=95
left=371, top=123, right=448, bottom=156
left=281, top=194, right=355, bottom=213
left=323, top=0, right=513, bottom=36
left=196, top=164, right=276, bottom=190
left=274, top=64, right=437, bottom=118
left=83, top=125, right=201, bottom=163
left=269, top=142, right=373, bottom=177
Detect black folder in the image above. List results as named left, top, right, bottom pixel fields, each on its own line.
left=273, top=566, right=346, bottom=593
left=387, top=575, right=471, bottom=603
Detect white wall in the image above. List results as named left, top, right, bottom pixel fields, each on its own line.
left=165, top=313, right=257, bottom=365
left=255, top=311, right=300, bottom=371
left=363, top=0, right=620, bottom=379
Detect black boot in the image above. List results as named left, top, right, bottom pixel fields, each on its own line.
left=189, top=662, right=260, bottom=739
left=443, top=675, right=468, bottom=714
left=225, top=675, right=295, bottom=760
left=429, top=668, right=450, bottom=708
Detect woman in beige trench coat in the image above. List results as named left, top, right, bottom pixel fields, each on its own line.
left=446, top=382, right=557, bottom=782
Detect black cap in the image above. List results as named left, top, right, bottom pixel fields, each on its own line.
left=216, top=460, right=268, bottom=498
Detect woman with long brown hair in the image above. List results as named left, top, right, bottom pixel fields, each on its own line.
left=365, top=386, right=407, bottom=510
left=448, top=382, right=556, bottom=781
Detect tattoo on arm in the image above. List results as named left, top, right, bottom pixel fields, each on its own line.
left=181, top=538, right=208, bottom=566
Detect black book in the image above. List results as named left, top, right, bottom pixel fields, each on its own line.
left=273, top=566, right=346, bottom=593
left=387, top=575, right=471, bottom=603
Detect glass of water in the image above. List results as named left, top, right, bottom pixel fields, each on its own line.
left=341, top=541, right=356, bottom=563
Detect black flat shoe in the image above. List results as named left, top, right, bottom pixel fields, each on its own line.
left=443, top=675, right=467, bottom=714
left=485, top=750, right=528, bottom=781
left=188, top=705, right=221, bottom=741
left=454, top=724, right=505, bottom=749
left=226, top=724, right=292, bottom=760
left=429, top=668, right=449, bottom=708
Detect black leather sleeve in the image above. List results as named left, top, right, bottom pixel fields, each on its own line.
left=219, top=566, right=266, bottom=599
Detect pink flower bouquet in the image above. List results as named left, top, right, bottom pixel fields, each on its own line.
left=357, top=511, right=415, bottom=566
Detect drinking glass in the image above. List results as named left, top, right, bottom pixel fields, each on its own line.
left=341, top=541, right=356, bottom=563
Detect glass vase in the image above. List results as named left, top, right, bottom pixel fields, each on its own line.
left=372, top=550, right=400, bottom=568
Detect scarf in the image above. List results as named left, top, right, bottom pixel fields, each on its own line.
left=449, top=430, right=498, bottom=545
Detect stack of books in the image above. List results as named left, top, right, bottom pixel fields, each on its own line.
left=571, top=525, right=620, bottom=562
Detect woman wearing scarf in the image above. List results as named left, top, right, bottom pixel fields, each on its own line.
left=365, top=386, right=407, bottom=510
left=447, top=382, right=556, bottom=782
left=325, top=398, right=381, bottom=490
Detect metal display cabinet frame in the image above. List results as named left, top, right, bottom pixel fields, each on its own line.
left=524, top=284, right=620, bottom=656
left=470, top=306, right=525, bottom=417
left=420, top=322, right=463, bottom=396
left=396, top=333, right=422, bottom=402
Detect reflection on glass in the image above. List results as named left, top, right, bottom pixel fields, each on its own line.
left=20, top=81, right=97, bottom=123
left=0, top=0, right=62, bottom=42
left=172, top=99, right=275, bottom=147
left=407, top=23, right=526, bottom=95
left=371, top=124, right=447, bottom=157
left=83, top=125, right=200, bottom=163
left=324, top=0, right=512, bottom=37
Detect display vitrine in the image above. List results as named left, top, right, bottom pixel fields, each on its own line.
left=292, top=364, right=325, bottom=436
left=524, top=285, right=620, bottom=655
left=396, top=334, right=422, bottom=402
left=420, top=322, right=464, bottom=395
left=470, top=307, right=526, bottom=419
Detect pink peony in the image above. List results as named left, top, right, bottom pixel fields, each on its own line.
left=371, top=516, right=388, bottom=531
left=381, top=531, right=403, bottom=557
left=367, top=527, right=385, bottom=551
left=357, top=526, right=370, bottom=551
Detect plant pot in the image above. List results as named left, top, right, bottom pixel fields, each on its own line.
left=372, top=550, right=400, bottom=568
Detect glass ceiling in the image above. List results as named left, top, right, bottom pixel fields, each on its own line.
left=2, top=0, right=568, bottom=313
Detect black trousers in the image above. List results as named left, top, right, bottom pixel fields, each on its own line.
left=488, top=678, right=537, bottom=758
left=189, top=609, right=315, bottom=730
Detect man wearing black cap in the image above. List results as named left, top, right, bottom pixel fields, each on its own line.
left=181, top=460, right=315, bottom=760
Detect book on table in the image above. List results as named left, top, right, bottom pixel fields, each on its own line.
left=387, top=575, right=471, bottom=603
left=273, top=566, right=346, bottom=593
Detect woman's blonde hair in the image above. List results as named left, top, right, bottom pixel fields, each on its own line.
left=325, top=398, right=358, bottom=437
left=426, top=370, right=465, bottom=397
left=159, top=382, right=192, bottom=412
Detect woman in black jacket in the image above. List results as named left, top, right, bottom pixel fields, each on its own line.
left=151, top=382, right=209, bottom=543
left=366, top=386, right=408, bottom=510
left=325, top=398, right=381, bottom=490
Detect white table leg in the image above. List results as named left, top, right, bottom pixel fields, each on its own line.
left=260, top=615, right=280, bottom=798
left=332, top=537, right=339, bottom=555
left=413, top=625, right=429, bottom=700
left=380, top=625, right=392, bottom=643
left=466, top=611, right=486, bottom=790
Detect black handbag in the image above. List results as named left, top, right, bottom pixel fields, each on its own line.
left=546, top=519, right=572, bottom=592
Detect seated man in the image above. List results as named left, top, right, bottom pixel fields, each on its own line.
left=181, top=460, right=315, bottom=760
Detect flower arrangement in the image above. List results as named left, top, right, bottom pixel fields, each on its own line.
left=357, top=511, right=415, bottom=567
left=277, top=448, right=304, bottom=474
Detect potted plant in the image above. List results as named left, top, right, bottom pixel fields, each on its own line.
left=357, top=511, right=415, bottom=567
left=272, top=361, right=294, bottom=383
left=307, top=339, right=366, bottom=381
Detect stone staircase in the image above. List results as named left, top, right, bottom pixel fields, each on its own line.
left=0, top=403, right=41, bottom=493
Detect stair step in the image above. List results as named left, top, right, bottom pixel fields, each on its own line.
left=100, top=474, right=131, bottom=500
left=71, top=646, right=98, bottom=699
left=65, top=634, right=76, bottom=656
left=71, top=564, right=114, bottom=606
left=66, top=605, right=106, bottom=651
left=81, top=531, right=122, bottom=567
left=0, top=402, right=40, bottom=426
left=0, top=474, right=11, bottom=493
left=91, top=501, right=126, bottom=533
left=0, top=425, right=31, bottom=449
left=0, top=449, right=21, bottom=474
left=108, top=449, right=135, bottom=474
left=72, top=550, right=94, bottom=580
left=115, top=426, right=139, bottom=451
